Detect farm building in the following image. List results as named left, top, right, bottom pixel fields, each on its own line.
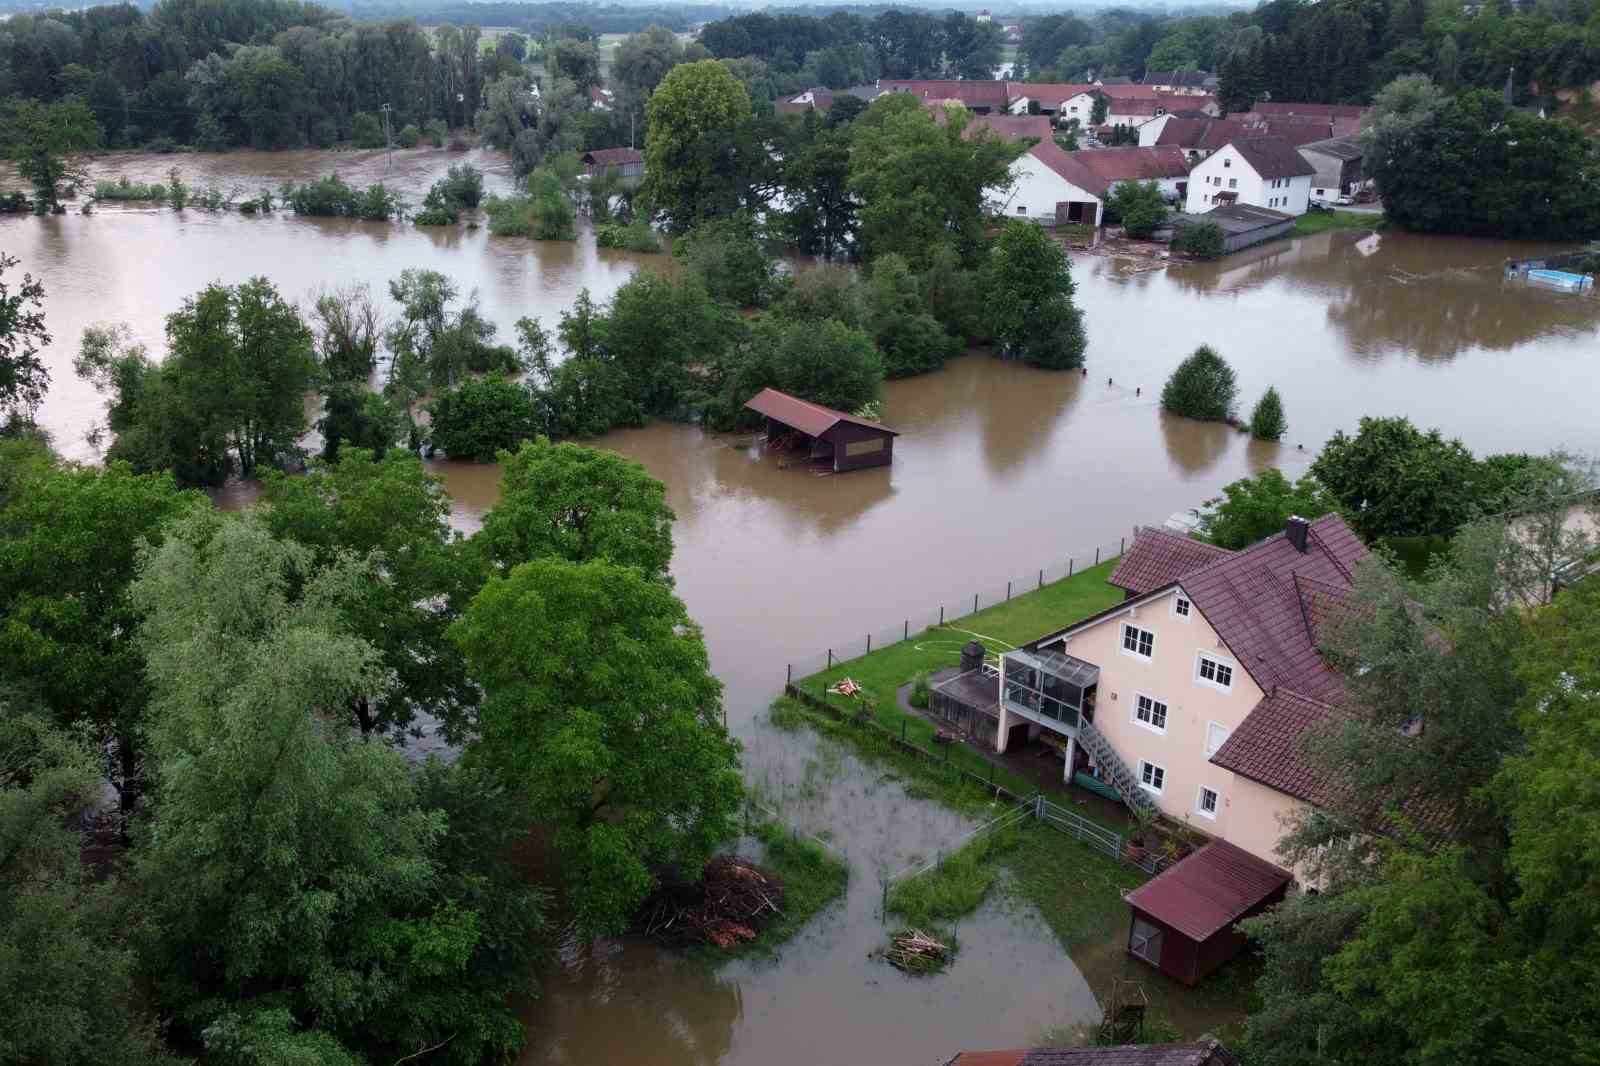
left=1124, top=840, right=1290, bottom=986
left=1171, top=203, right=1295, bottom=254
left=744, top=387, right=898, bottom=473
left=580, top=147, right=643, bottom=180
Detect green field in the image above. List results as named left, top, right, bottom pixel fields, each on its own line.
left=1293, top=209, right=1381, bottom=236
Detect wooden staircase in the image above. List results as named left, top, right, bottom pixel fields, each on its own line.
left=1078, top=720, right=1157, bottom=817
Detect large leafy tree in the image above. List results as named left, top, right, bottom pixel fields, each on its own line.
left=0, top=253, right=51, bottom=430
left=475, top=437, right=676, bottom=582
left=1310, top=415, right=1482, bottom=540
left=1195, top=468, right=1337, bottom=550
left=641, top=60, right=760, bottom=232
left=130, top=511, right=544, bottom=1065
left=4, top=96, right=101, bottom=209
left=452, top=557, right=742, bottom=936
left=781, top=120, right=858, bottom=261
left=259, top=449, right=482, bottom=742
left=0, top=710, right=178, bottom=1066
left=74, top=279, right=319, bottom=486
left=614, top=25, right=685, bottom=118
left=850, top=97, right=1023, bottom=267
left=981, top=220, right=1087, bottom=369
left=425, top=375, right=538, bottom=462
left=1160, top=344, right=1238, bottom=422
left=715, top=314, right=883, bottom=426
left=0, top=452, right=202, bottom=822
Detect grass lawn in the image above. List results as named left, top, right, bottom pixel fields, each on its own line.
left=1000, top=821, right=1145, bottom=949
left=1293, top=209, right=1381, bottom=236
left=782, top=561, right=1124, bottom=815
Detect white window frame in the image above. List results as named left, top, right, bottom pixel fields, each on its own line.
left=1132, top=692, right=1168, bottom=734
left=1204, top=721, right=1230, bottom=756
left=1195, top=651, right=1235, bottom=692
left=1120, top=623, right=1155, bottom=661
left=1171, top=593, right=1191, bottom=620
left=1196, top=785, right=1220, bottom=819
left=1138, top=759, right=1166, bottom=794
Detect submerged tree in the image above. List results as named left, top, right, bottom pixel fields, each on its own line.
left=5, top=97, right=102, bottom=210
left=452, top=556, right=742, bottom=937
left=982, top=220, right=1087, bottom=369
left=1249, top=386, right=1287, bottom=441
left=1161, top=344, right=1237, bottom=422
left=0, top=254, right=51, bottom=431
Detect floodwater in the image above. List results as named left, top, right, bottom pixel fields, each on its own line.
left=7, top=149, right=1600, bottom=1064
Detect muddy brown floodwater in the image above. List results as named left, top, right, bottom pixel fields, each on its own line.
left=6, top=148, right=1600, bottom=1065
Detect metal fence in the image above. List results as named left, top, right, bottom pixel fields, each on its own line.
left=883, top=798, right=1037, bottom=891
left=1035, top=795, right=1124, bottom=862
left=785, top=535, right=1132, bottom=684
left=744, top=797, right=850, bottom=867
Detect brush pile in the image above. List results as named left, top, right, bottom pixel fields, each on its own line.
left=639, top=856, right=786, bottom=950
left=885, top=928, right=951, bottom=975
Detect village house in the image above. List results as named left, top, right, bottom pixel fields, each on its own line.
left=1141, top=114, right=1335, bottom=156
left=1184, top=136, right=1314, bottom=215
left=877, top=78, right=1011, bottom=114
left=579, top=147, right=643, bottom=181
left=587, top=85, right=614, bottom=111
left=1056, top=85, right=1220, bottom=130
left=775, top=84, right=880, bottom=115
left=1297, top=136, right=1365, bottom=202
left=1005, top=82, right=1095, bottom=117
left=991, top=141, right=1191, bottom=225
left=1171, top=203, right=1296, bottom=254
left=1141, top=69, right=1218, bottom=96
left=1241, top=101, right=1367, bottom=138
left=938, top=108, right=1055, bottom=142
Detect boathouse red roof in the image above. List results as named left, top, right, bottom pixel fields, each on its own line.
left=1124, top=840, right=1291, bottom=942
left=742, top=388, right=897, bottom=439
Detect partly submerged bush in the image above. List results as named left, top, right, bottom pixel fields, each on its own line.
left=596, top=217, right=662, bottom=252
left=1161, top=344, right=1238, bottom=422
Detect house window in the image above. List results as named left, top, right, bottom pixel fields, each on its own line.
left=1121, top=623, right=1155, bottom=660
left=1139, top=760, right=1166, bottom=793
left=1197, top=786, right=1220, bottom=818
left=1016, top=205, right=1026, bottom=214
left=1196, top=652, right=1235, bottom=691
left=1204, top=721, right=1230, bottom=756
left=1228, top=178, right=1237, bottom=189
left=1223, top=157, right=1231, bottom=167
left=1172, top=595, right=1191, bottom=619
left=1130, top=918, right=1163, bottom=963
left=1134, top=693, right=1168, bottom=732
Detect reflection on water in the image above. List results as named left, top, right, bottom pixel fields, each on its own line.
left=8, top=181, right=1600, bottom=1065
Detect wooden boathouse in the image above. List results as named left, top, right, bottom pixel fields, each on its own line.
left=744, top=387, right=898, bottom=473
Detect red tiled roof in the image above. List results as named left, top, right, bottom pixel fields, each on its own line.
left=1156, top=117, right=1334, bottom=152
left=946, top=1044, right=1240, bottom=1066
left=1026, top=139, right=1097, bottom=189
left=1110, top=96, right=1217, bottom=117
left=1010, top=82, right=1096, bottom=105
left=1064, top=146, right=1191, bottom=194
left=1225, top=136, right=1317, bottom=179
left=1210, top=689, right=1342, bottom=805
left=1124, top=840, right=1291, bottom=942
left=879, top=79, right=1012, bottom=106
left=581, top=147, right=642, bottom=166
left=743, top=387, right=897, bottom=439
left=1108, top=527, right=1234, bottom=595
left=1250, top=100, right=1367, bottom=121
left=958, top=112, right=1054, bottom=142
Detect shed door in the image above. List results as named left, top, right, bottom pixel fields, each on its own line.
left=1130, top=918, right=1164, bottom=964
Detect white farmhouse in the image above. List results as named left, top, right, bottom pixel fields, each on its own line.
left=990, top=142, right=1192, bottom=226
left=1184, top=136, right=1315, bottom=216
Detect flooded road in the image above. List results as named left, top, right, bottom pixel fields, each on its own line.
left=6, top=153, right=1600, bottom=1063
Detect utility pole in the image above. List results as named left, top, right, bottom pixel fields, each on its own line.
left=379, top=103, right=393, bottom=169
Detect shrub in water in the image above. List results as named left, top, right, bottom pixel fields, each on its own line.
left=397, top=123, right=420, bottom=148
left=426, top=375, right=538, bottom=461
left=424, top=119, right=448, bottom=147
left=596, top=217, right=662, bottom=252
left=351, top=112, right=385, bottom=149
left=1249, top=386, right=1288, bottom=441
left=1173, top=219, right=1225, bottom=259
left=1161, top=344, right=1238, bottom=423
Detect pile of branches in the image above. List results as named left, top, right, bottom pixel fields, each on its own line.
left=885, top=928, right=951, bottom=975
left=638, top=856, right=786, bottom=950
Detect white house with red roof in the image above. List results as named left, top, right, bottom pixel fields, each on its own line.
left=991, top=141, right=1192, bottom=225
left=988, top=515, right=1366, bottom=874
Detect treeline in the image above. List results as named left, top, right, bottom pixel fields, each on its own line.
left=349, top=0, right=727, bottom=35
left=1, top=252, right=743, bottom=1062
left=0, top=0, right=517, bottom=150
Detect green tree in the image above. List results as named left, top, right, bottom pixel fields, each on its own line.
left=452, top=556, right=741, bottom=936
left=850, top=97, right=1023, bottom=267
left=1310, top=416, right=1481, bottom=540
left=260, top=449, right=481, bottom=740
left=0, top=710, right=179, bottom=1066
left=1160, top=344, right=1237, bottom=422
left=426, top=375, right=537, bottom=461
left=864, top=253, right=960, bottom=378
left=0, top=253, right=51, bottom=429
left=1102, top=179, right=1169, bottom=238
left=546, top=36, right=601, bottom=88
left=1195, top=468, right=1335, bottom=549
left=1089, top=92, right=1109, bottom=126
left=981, top=219, right=1087, bottom=369
left=5, top=96, right=102, bottom=209
left=614, top=25, right=684, bottom=117
left=74, top=279, right=319, bottom=485
left=385, top=269, right=520, bottom=393
left=1249, top=385, right=1287, bottom=441
left=716, top=314, right=883, bottom=426
left=1172, top=219, right=1224, bottom=259
left=475, top=437, right=676, bottom=581
left=316, top=382, right=403, bottom=461
left=130, top=511, right=543, bottom=1065
left=0, top=455, right=202, bottom=822
left=310, top=283, right=382, bottom=382
left=677, top=215, right=776, bottom=307
left=642, top=60, right=758, bottom=232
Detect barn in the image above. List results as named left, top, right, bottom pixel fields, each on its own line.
left=1123, top=840, right=1291, bottom=986
left=743, top=387, right=897, bottom=473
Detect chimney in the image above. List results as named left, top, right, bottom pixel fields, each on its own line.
left=1286, top=515, right=1310, bottom=552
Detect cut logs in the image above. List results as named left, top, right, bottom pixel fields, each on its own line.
left=638, top=856, right=786, bottom=950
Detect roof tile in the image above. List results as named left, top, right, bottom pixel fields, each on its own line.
left=1108, top=527, right=1234, bottom=595
left=1125, top=841, right=1291, bottom=941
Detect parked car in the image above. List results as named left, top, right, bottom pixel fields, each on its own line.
left=1334, top=193, right=1355, bottom=206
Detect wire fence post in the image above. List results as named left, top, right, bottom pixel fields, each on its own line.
left=1095, top=547, right=1101, bottom=565
left=901, top=719, right=907, bottom=742
left=904, top=619, right=909, bottom=640
left=786, top=663, right=792, bottom=685
left=866, top=633, right=872, bottom=655
left=1038, top=569, right=1044, bottom=589
left=973, top=593, right=979, bottom=615
left=939, top=605, right=944, bottom=625
left=1069, top=558, right=1075, bottom=578
left=1120, top=536, right=1126, bottom=555
left=827, top=648, right=833, bottom=669
left=1006, top=580, right=1012, bottom=601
